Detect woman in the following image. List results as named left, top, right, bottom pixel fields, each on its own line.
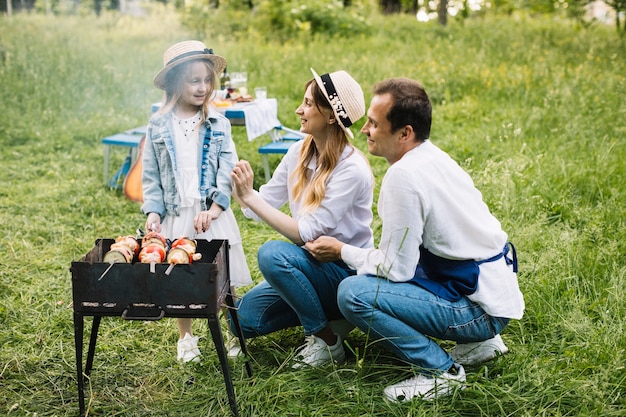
left=229, top=69, right=373, bottom=368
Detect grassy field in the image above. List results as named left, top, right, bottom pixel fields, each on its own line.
left=0, top=7, right=625, bottom=417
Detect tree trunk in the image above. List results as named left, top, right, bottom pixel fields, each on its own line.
left=438, top=0, right=448, bottom=26
left=380, top=0, right=401, bottom=14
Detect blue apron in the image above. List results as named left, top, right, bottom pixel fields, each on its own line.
left=410, top=242, right=518, bottom=301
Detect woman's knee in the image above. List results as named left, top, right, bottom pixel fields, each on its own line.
left=258, top=241, right=314, bottom=283
left=257, top=241, right=298, bottom=273
left=258, top=240, right=283, bottom=264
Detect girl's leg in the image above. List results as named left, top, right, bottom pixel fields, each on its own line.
left=176, top=318, right=200, bottom=362
left=177, top=318, right=193, bottom=338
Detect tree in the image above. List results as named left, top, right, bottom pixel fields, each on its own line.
left=438, top=0, right=447, bottom=25
left=379, top=0, right=402, bottom=13
left=606, top=0, right=626, bottom=34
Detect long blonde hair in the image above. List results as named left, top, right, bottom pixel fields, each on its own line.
left=158, top=59, right=217, bottom=123
left=291, top=79, right=352, bottom=214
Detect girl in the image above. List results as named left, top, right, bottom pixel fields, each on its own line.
left=142, top=40, right=252, bottom=362
left=230, top=69, right=374, bottom=368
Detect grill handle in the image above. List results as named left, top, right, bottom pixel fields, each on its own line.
left=121, top=306, right=166, bottom=321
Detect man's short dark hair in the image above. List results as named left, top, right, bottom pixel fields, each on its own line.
left=372, top=78, right=432, bottom=141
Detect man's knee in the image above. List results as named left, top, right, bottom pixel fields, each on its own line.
left=338, top=276, right=356, bottom=301
left=338, top=275, right=361, bottom=317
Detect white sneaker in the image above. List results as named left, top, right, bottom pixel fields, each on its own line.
left=177, top=333, right=201, bottom=363
left=328, top=319, right=356, bottom=340
left=383, top=364, right=466, bottom=402
left=292, top=335, right=346, bottom=369
left=449, top=334, right=509, bottom=366
left=226, top=334, right=243, bottom=359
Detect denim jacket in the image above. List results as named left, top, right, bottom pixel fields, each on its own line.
left=140, top=107, right=236, bottom=220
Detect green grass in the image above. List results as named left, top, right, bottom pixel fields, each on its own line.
left=1, top=7, right=625, bottom=417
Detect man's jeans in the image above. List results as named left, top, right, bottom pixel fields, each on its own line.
left=230, top=240, right=354, bottom=338
left=338, top=275, right=510, bottom=373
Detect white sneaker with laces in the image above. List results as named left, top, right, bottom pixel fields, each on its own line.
left=328, top=319, right=356, bottom=340
left=292, top=335, right=346, bottom=368
left=449, top=334, right=509, bottom=366
left=383, top=364, right=466, bottom=402
left=177, top=333, right=201, bottom=363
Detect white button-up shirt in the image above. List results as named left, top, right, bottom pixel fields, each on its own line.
left=341, top=141, right=524, bottom=319
left=243, top=140, right=374, bottom=249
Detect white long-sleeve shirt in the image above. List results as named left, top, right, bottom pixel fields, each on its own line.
left=243, top=140, right=374, bottom=249
left=341, top=140, right=524, bottom=319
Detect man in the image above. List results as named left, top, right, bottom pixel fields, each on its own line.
left=305, top=78, right=524, bottom=402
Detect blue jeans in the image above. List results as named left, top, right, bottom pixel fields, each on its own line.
left=337, top=275, right=510, bottom=373
left=229, top=240, right=354, bottom=338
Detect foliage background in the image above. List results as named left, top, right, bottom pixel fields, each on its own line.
left=0, top=5, right=625, bottom=416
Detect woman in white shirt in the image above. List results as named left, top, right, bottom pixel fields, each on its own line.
left=230, top=69, right=374, bottom=368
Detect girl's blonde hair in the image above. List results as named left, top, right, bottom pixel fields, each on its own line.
left=158, top=59, right=217, bottom=123
left=290, top=79, right=352, bottom=214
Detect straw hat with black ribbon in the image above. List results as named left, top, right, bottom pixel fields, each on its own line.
left=153, top=40, right=227, bottom=90
left=310, top=68, right=365, bottom=139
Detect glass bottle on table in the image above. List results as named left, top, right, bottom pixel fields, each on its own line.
left=220, top=67, right=231, bottom=93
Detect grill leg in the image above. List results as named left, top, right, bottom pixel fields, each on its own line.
left=85, top=316, right=101, bottom=375
left=73, top=312, right=86, bottom=417
left=225, top=293, right=252, bottom=377
left=208, top=314, right=239, bottom=417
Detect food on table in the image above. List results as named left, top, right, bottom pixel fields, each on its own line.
left=213, top=99, right=232, bottom=108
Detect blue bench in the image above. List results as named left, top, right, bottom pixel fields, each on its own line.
left=102, top=126, right=145, bottom=188
left=258, top=127, right=305, bottom=182
left=224, top=108, right=245, bottom=126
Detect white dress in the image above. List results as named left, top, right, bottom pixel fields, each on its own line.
left=160, top=112, right=252, bottom=288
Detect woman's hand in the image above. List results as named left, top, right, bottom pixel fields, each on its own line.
left=146, top=213, right=161, bottom=233
left=231, top=160, right=255, bottom=204
left=305, top=236, right=344, bottom=262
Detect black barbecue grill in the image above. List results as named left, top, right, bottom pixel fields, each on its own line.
left=70, top=238, right=252, bottom=416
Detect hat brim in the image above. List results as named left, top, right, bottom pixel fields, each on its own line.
left=310, top=68, right=354, bottom=139
left=154, top=54, right=227, bottom=90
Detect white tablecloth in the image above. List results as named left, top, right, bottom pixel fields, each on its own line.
left=218, top=98, right=282, bottom=142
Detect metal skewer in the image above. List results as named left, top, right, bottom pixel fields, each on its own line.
left=98, top=262, right=115, bottom=281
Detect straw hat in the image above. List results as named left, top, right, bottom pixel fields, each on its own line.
left=310, top=68, right=365, bottom=139
left=153, top=40, right=227, bottom=90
